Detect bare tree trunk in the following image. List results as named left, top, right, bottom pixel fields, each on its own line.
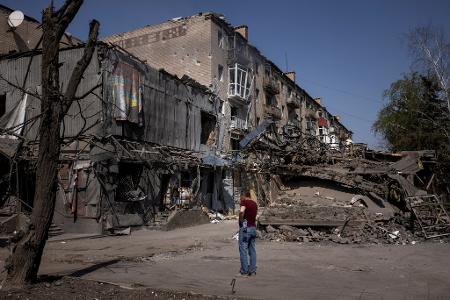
left=3, top=0, right=98, bottom=288
left=408, top=26, right=450, bottom=113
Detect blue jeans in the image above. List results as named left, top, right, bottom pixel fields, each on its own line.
left=239, top=226, right=257, bottom=274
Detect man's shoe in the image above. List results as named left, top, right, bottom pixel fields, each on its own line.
left=236, top=272, right=250, bottom=278
left=249, top=271, right=256, bottom=276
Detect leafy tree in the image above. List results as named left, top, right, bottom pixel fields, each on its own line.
left=374, top=72, right=450, bottom=196
left=374, top=73, right=449, bottom=152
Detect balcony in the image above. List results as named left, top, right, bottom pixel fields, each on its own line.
left=230, top=116, right=248, bottom=131
left=263, top=77, right=280, bottom=95
left=228, top=63, right=253, bottom=105
left=286, top=96, right=301, bottom=108
left=305, top=108, right=317, bottom=119
left=265, top=105, right=282, bottom=120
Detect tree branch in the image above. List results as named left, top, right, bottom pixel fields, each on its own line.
left=0, top=75, right=42, bottom=101
left=55, top=0, right=84, bottom=41
left=63, top=19, right=99, bottom=113
left=74, top=83, right=101, bottom=100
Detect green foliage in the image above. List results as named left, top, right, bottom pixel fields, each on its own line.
left=373, top=72, right=450, bottom=153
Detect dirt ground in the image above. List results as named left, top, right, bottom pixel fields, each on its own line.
left=0, top=276, right=246, bottom=299
left=0, top=221, right=450, bottom=299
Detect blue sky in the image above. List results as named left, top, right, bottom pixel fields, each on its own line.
left=3, top=0, right=450, bottom=149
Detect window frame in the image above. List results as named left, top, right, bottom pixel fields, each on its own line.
left=228, top=63, right=253, bottom=100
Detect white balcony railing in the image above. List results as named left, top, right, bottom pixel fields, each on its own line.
left=230, top=116, right=248, bottom=131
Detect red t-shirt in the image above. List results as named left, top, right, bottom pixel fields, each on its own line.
left=240, top=198, right=258, bottom=227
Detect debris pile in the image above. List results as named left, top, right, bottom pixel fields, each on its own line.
left=259, top=216, right=422, bottom=245
left=258, top=178, right=450, bottom=244
left=255, top=148, right=450, bottom=244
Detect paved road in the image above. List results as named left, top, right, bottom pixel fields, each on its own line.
left=81, top=241, right=450, bottom=299
left=2, top=221, right=449, bottom=299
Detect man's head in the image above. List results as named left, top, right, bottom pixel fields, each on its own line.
left=241, top=190, right=253, bottom=200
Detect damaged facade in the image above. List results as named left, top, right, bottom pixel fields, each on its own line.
left=1, top=7, right=448, bottom=241
left=104, top=12, right=353, bottom=153
left=103, top=12, right=355, bottom=208
left=0, top=43, right=233, bottom=233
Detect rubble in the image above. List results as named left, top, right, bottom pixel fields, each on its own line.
left=258, top=216, right=424, bottom=245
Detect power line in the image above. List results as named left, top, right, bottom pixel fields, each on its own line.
left=323, top=101, right=376, bottom=124
left=299, top=77, right=384, bottom=104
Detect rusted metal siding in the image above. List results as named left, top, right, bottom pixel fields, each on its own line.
left=0, top=45, right=218, bottom=152
left=0, top=47, right=102, bottom=140
left=102, top=48, right=217, bottom=152
left=141, top=72, right=213, bottom=151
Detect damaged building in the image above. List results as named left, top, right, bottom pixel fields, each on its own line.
left=1, top=6, right=448, bottom=241
left=104, top=12, right=353, bottom=151
left=0, top=41, right=237, bottom=234
left=103, top=11, right=353, bottom=202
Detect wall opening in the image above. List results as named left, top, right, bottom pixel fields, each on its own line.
left=0, top=94, right=6, bottom=117
left=200, top=111, right=216, bottom=145
left=218, top=64, right=224, bottom=82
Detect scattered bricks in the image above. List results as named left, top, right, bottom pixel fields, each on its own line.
left=295, top=228, right=308, bottom=236
left=279, top=225, right=296, bottom=233
left=266, top=225, right=277, bottom=233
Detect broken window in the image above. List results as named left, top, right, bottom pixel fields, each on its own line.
left=230, top=106, right=238, bottom=118
left=264, top=65, right=271, bottom=78
left=228, top=63, right=253, bottom=100
left=200, top=111, right=217, bottom=145
left=218, top=64, right=224, bottom=82
left=266, top=92, right=277, bottom=106
left=218, top=30, right=224, bottom=49
left=306, top=117, right=316, bottom=135
left=0, top=94, right=5, bottom=117
left=254, top=62, right=259, bottom=75
left=318, top=125, right=328, bottom=142
left=230, top=137, right=240, bottom=151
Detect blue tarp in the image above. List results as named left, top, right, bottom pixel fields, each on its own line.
left=239, top=119, right=274, bottom=149
left=202, top=154, right=231, bottom=167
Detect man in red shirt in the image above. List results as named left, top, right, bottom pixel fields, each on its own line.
left=238, top=190, right=258, bottom=276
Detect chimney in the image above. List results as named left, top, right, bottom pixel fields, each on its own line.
left=284, top=71, right=296, bottom=83
left=234, top=25, right=248, bottom=41
left=314, top=97, right=322, bottom=105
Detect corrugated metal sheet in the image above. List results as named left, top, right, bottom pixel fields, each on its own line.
left=0, top=47, right=102, bottom=140
left=0, top=45, right=218, bottom=153
left=102, top=47, right=217, bottom=152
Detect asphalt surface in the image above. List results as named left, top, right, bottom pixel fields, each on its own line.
left=1, top=221, right=449, bottom=299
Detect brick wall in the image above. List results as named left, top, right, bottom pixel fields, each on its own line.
left=104, top=15, right=213, bottom=88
